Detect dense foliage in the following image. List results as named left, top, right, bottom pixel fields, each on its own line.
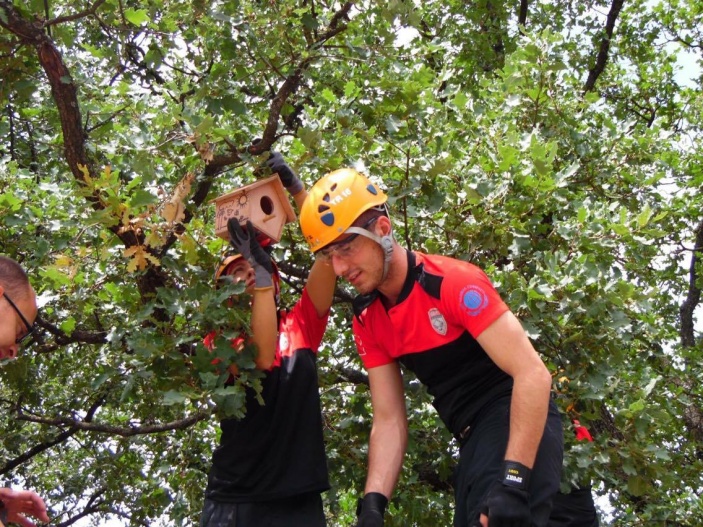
left=1, top=1, right=701, bottom=525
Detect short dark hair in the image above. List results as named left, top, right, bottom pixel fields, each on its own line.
left=0, top=255, right=31, bottom=299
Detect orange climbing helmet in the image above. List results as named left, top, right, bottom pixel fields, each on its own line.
left=300, top=168, right=387, bottom=253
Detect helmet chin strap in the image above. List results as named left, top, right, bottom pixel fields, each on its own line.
left=344, top=227, right=394, bottom=281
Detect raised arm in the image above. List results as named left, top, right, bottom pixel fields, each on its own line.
left=267, top=152, right=337, bottom=317
left=304, top=258, right=337, bottom=318
left=227, top=219, right=279, bottom=370
left=247, top=287, right=277, bottom=370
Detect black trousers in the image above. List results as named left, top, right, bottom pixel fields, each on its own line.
left=549, top=487, right=600, bottom=527
left=200, top=492, right=326, bottom=527
left=453, top=396, right=564, bottom=527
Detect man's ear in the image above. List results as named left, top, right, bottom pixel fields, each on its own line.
left=376, top=215, right=393, bottom=236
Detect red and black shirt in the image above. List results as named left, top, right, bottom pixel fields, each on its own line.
left=205, top=288, right=330, bottom=503
left=352, top=251, right=514, bottom=437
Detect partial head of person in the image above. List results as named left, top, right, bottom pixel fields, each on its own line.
left=0, top=255, right=38, bottom=360
left=216, top=254, right=257, bottom=295
left=300, top=168, right=394, bottom=294
left=214, top=253, right=281, bottom=304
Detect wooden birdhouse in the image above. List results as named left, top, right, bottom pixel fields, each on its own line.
left=212, top=174, right=296, bottom=242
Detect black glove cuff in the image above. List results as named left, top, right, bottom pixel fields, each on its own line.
left=501, top=460, right=531, bottom=490
left=357, top=492, right=388, bottom=516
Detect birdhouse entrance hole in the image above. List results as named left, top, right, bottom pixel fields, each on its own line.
left=260, top=195, right=274, bottom=215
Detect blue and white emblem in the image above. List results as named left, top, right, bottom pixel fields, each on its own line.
left=460, top=285, right=489, bottom=316
left=428, top=308, right=447, bottom=336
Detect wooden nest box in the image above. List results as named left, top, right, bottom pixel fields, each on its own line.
left=212, top=175, right=296, bottom=242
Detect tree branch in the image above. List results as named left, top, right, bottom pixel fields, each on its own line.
left=53, top=487, right=110, bottom=527
left=35, top=315, right=109, bottom=347
left=1, top=396, right=103, bottom=475
left=680, top=219, right=703, bottom=349
left=583, top=0, right=625, bottom=94
left=518, top=0, right=529, bottom=29
left=0, top=426, right=79, bottom=475
left=334, top=366, right=369, bottom=386
left=44, top=0, right=107, bottom=27
left=328, top=2, right=354, bottom=32
left=16, top=407, right=215, bottom=437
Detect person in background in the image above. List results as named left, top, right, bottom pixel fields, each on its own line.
left=0, top=255, right=52, bottom=527
left=199, top=154, right=337, bottom=527
left=549, top=420, right=600, bottom=527
left=299, top=168, right=564, bottom=527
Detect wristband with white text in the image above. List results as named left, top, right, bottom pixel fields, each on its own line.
left=501, top=460, right=531, bottom=490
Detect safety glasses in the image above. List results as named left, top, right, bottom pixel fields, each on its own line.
left=3, top=293, right=36, bottom=344
left=317, top=217, right=378, bottom=261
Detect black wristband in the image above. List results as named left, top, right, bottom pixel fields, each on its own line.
left=501, top=460, right=531, bottom=490
left=356, top=492, right=388, bottom=516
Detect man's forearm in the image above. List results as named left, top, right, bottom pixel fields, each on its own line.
left=364, top=415, right=408, bottom=498
left=505, top=366, right=552, bottom=467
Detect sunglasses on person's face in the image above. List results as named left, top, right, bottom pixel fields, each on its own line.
left=3, top=293, right=36, bottom=344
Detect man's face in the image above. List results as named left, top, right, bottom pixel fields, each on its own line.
left=0, top=286, right=38, bottom=360
left=324, top=233, right=385, bottom=295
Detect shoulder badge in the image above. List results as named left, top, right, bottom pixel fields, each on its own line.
left=459, top=284, right=489, bottom=317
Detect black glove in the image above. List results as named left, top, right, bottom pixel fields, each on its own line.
left=480, top=461, right=532, bottom=527
left=227, top=219, right=273, bottom=289
left=354, top=492, right=387, bottom=527
left=267, top=151, right=303, bottom=195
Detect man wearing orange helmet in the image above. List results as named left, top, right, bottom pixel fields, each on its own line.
left=300, top=169, right=564, bottom=527
left=199, top=153, right=336, bottom=527
left=0, top=256, right=51, bottom=527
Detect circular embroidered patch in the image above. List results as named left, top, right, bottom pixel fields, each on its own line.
left=460, top=285, right=489, bottom=316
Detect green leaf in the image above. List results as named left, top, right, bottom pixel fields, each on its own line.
left=344, top=81, right=360, bottom=98
left=124, top=8, right=150, bottom=26
left=642, top=376, right=659, bottom=398
left=627, top=475, right=649, bottom=497
left=577, top=206, right=588, bottom=223
left=637, top=203, right=652, bottom=228
left=162, top=390, right=188, bottom=405
left=321, top=88, right=337, bottom=103
left=0, top=191, right=22, bottom=210
left=60, top=316, right=77, bottom=336
left=91, top=372, right=113, bottom=391
left=385, top=115, right=403, bottom=134
left=129, top=189, right=157, bottom=208
left=629, top=399, right=645, bottom=413
left=453, top=91, right=468, bottom=109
